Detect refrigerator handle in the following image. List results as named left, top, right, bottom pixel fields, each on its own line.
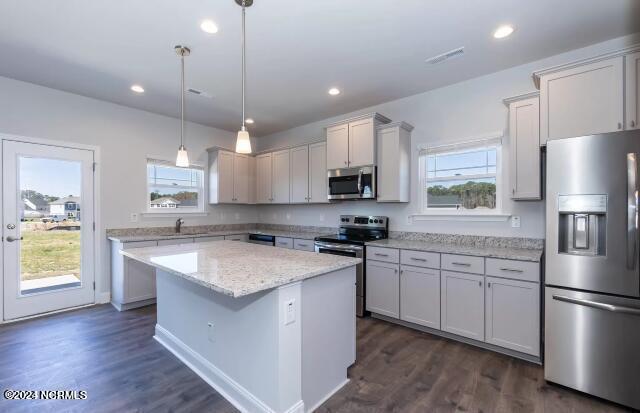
left=553, top=294, right=640, bottom=316
left=627, top=153, right=639, bottom=270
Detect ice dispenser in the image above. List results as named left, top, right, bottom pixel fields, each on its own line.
left=558, top=194, right=607, bottom=256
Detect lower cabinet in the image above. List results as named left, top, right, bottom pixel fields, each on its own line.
left=365, top=260, right=399, bottom=318
left=441, top=270, right=485, bottom=341
left=111, top=240, right=158, bottom=311
left=275, top=237, right=293, bottom=248
left=225, top=234, right=248, bottom=242
left=293, top=238, right=315, bottom=251
left=400, top=265, right=440, bottom=329
left=485, top=276, right=540, bottom=356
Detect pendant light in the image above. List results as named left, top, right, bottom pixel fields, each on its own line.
left=235, top=0, right=252, bottom=154
left=175, top=45, right=191, bottom=167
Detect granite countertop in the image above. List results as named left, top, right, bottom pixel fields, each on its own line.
left=366, top=239, right=544, bottom=262
left=121, top=240, right=360, bottom=298
left=108, top=229, right=334, bottom=243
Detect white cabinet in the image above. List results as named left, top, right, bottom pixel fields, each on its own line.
left=326, top=123, right=349, bottom=169
left=441, top=270, right=485, bottom=341
left=293, top=238, right=315, bottom=252
left=505, top=93, right=541, bottom=200
left=626, top=51, right=640, bottom=130
left=157, top=238, right=194, bottom=246
left=208, top=149, right=251, bottom=204
left=196, top=236, right=225, bottom=243
left=538, top=56, right=624, bottom=143
left=256, top=153, right=273, bottom=203
left=377, top=122, right=413, bottom=202
left=225, top=234, right=248, bottom=242
left=400, top=265, right=440, bottom=329
left=272, top=149, right=291, bottom=203
left=111, top=240, right=158, bottom=311
left=290, top=145, right=309, bottom=203
left=308, top=142, right=328, bottom=203
left=325, top=113, right=390, bottom=170
left=365, top=260, right=399, bottom=318
left=275, top=237, right=293, bottom=248
left=485, top=277, right=540, bottom=356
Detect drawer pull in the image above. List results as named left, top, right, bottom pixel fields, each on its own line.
left=452, top=262, right=471, bottom=267
left=499, top=267, right=523, bottom=273
left=410, top=257, right=427, bottom=262
left=374, top=253, right=389, bottom=257
left=297, top=243, right=308, bottom=247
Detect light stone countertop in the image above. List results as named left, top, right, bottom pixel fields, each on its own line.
left=366, top=239, right=544, bottom=262
left=108, top=228, right=334, bottom=243
left=121, top=240, right=360, bottom=297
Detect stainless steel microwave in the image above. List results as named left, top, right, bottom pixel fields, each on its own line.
left=328, top=166, right=376, bottom=200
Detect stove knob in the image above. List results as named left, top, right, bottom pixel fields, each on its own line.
left=369, top=219, right=373, bottom=223
left=373, top=219, right=379, bottom=223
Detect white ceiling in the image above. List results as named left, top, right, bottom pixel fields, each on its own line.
left=1, top=0, right=638, bottom=136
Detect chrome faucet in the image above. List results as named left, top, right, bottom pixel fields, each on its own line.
left=175, top=218, right=184, bottom=233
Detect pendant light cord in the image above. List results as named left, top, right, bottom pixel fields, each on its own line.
left=180, top=52, right=185, bottom=146
left=241, top=0, right=246, bottom=130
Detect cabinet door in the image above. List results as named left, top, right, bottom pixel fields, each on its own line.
left=293, top=238, right=315, bottom=252
left=290, top=145, right=309, bottom=203
left=233, top=153, right=249, bottom=203
left=348, top=118, right=375, bottom=167
left=365, top=260, right=399, bottom=318
left=486, top=277, right=540, bottom=356
left=377, top=126, right=399, bottom=202
left=256, top=153, right=273, bottom=203
left=272, top=149, right=290, bottom=203
left=441, top=270, right=484, bottom=341
left=217, top=150, right=235, bottom=203
left=308, top=142, right=328, bottom=203
left=540, top=56, right=624, bottom=143
left=326, top=123, right=349, bottom=169
left=275, top=237, right=293, bottom=249
left=626, top=51, right=640, bottom=131
left=509, top=96, right=541, bottom=200
left=400, top=265, right=440, bottom=329
left=247, top=156, right=256, bottom=204
left=225, top=234, right=247, bottom=242
left=125, top=258, right=156, bottom=302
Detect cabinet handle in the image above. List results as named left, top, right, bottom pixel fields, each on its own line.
left=488, top=282, right=491, bottom=288
left=400, top=269, right=403, bottom=274
left=344, top=161, right=348, bottom=165
left=452, top=262, right=471, bottom=267
left=479, top=281, right=482, bottom=287
left=632, top=120, right=637, bottom=128
left=410, top=257, right=427, bottom=262
left=499, top=267, right=524, bottom=273
left=374, top=253, right=389, bottom=257
left=394, top=269, right=398, bottom=274
left=297, top=243, right=308, bottom=247
left=618, top=122, right=623, bottom=130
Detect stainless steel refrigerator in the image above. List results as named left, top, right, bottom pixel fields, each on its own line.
left=545, top=130, right=640, bottom=410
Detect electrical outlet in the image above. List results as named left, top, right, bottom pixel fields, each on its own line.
left=284, top=299, right=296, bottom=325
left=286, top=212, right=291, bottom=220
left=511, top=216, right=521, bottom=228
left=130, top=213, right=139, bottom=223
left=235, top=213, right=240, bottom=220
left=207, top=322, right=215, bottom=342
left=319, top=214, right=325, bottom=222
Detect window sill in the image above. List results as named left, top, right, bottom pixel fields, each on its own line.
left=141, top=211, right=209, bottom=218
left=409, top=212, right=511, bottom=222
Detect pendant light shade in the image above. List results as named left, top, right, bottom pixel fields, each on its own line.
left=175, top=45, right=191, bottom=167
left=235, top=0, right=252, bottom=154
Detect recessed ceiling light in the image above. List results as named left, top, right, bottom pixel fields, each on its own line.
left=130, top=84, right=144, bottom=93
left=200, top=20, right=219, bottom=34
left=245, top=118, right=254, bottom=124
left=493, top=25, right=514, bottom=39
left=328, top=88, right=341, bottom=96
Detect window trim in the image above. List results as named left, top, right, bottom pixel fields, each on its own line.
left=418, top=135, right=505, bottom=217
left=144, top=157, right=207, bottom=215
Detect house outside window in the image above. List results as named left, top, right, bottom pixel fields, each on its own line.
left=147, top=159, right=205, bottom=213
left=420, top=137, right=502, bottom=214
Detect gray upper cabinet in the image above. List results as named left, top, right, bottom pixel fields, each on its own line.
left=272, top=149, right=291, bottom=204
left=256, top=153, right=273, bottom=203
left=290, top=145, right=309, bottom=203
left=626, top=51, right=640, bottom=131
left=377, top=122, right=413, bottom=203
left=308, top=142, right=328, bottom=203
left=441, top=270, right=485, bottom=341
left=325, top=113, right=391, bottom=170
left=326, top=123, right=349, bottom=169
left=504, top=93, right=541, bottom=200
left=208, top=149, right=251, bottom=204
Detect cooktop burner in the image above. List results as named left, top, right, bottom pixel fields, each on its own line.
left=315, top=215, right=388, bottom=245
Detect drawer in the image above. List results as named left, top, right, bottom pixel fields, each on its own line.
left=367, top=246, right=399, bottom=263
left=485, top=258, right=540, bottom=283
left=121, top=240, right=157, bottom=250
left=441, top=254, right=484, bottom=275
left=157, top=238, right=194, bottom=246
left=401, top=249, right=440, bottom=269
left=225, top=234, right=247, bottom=242
left=293, top=239, right=315, bottom=252
left=195, top=236, right=224, bottom=243
left=275, top=237, right=294, bottom=249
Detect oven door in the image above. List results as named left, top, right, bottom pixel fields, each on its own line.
left=315, top=242, right=365, bottom=316
left=328, top=166, right=376, bottom=200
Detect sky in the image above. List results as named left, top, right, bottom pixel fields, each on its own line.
left=19, top=157, right=81, bottom=198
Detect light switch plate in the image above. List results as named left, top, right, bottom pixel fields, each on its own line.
left=207, top=322, right=215, bottom=342
left=284, top=299, right=296, bottom=325
left=511, top=216, right=521, bottom=228
left=319, top=214, right=325, bottom=222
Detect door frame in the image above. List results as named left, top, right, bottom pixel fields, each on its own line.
left=0, top=133, right=102, bottom=323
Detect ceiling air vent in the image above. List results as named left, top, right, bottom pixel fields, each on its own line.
left=187, top=88, right=212, bottom=98
left=425, top=47, right=465, bottom=65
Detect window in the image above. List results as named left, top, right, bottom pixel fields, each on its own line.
left=146, top=159, right=205, bottom=213
left=420, top=138, right=502, bottom=213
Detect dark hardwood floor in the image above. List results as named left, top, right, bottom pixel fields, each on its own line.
left=0, top=304, right=631, bottom=413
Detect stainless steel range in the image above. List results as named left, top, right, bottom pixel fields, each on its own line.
left=315, top=215, right=388, bottom=316
left=545, top=130, right=640, bottom=410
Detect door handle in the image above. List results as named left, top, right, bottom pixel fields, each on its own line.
left=553, top=294, right=640, bottom=316
left=6, top=235, right=23, bottom=242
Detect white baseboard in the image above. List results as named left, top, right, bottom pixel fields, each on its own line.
left=154, top=324, right=304, bottom=413
left=304, top=378, right=349, bottom=413
left=96, top=291, right=111, bottom=304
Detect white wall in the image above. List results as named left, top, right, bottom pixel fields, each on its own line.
left=0, top=76, right=258, bottom=297
left=256, top=33, right=640, bottom=239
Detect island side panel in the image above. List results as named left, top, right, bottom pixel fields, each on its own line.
left=301, top=266, right=357, bottom=411
left=154, top=269, right=302, bottom=413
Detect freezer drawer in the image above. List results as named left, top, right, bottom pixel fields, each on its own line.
left=544, top=287, right=640, bottom=410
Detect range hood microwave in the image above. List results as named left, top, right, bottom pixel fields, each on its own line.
left=328, top=166, right=376, bottom=200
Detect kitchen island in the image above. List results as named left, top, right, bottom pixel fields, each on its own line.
left=121, top=240, right=360, bottom=413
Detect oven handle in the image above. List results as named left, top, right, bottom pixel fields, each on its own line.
left=315, top=242, right=363, bottom=253
left=357, top=169, right=363, bottom=195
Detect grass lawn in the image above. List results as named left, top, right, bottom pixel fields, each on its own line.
left=21, top=230, right=81, bottom=281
